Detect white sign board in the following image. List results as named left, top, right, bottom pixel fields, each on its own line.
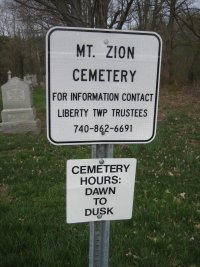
left=46, top=27, right=162, bottom=145
left=66, top=158, right=137, bottom=223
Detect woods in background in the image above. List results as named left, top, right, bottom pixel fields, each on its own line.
left=0, top=0, right=199, bottom=86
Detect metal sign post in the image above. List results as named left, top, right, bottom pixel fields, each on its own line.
left=89, top=220, right=110, bottom=267
left=89, top=144, right=113, bottom=267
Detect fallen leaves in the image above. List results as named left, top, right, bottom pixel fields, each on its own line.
left=194, top=224, right=200, bottom=230
left=172, top=192, right=187, bottom=204
left=179, top=192, right=186, bottom=199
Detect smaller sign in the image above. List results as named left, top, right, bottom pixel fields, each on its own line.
left=67, top=158, right=137, bottom=223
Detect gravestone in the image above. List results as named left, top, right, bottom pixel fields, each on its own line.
left=0, top=73, right=40, bottom=134
left=24, top=74, right=38, bottom=87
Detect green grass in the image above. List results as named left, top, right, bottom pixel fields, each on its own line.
left=0, top=88, right=200, bottom=267
left=111, top=109, right=200, bottom=267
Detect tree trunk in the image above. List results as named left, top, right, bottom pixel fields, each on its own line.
left=166, top=0, right=177, bottom=84
left=94, top=0, right=109, bottom=28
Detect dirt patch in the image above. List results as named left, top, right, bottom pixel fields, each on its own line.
left=0, top=183, right=10, bottom=202
left=158, top=86, right=200, bottom=121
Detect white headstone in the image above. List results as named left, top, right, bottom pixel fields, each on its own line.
left=0, top=77, right=40, bottom=134
left=8, top=70, right=12, bottom=81
left=24, top=74, right=38, bottom=87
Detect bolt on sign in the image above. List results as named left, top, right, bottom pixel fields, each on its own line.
left=46, top=27, right=162, bottom=145
left=66, top=158, right=137, bottom=223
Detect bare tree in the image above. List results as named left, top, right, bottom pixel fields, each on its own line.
left=1, top=0, right=198, bottom=85
left=163, top=0, right=200, bottom=83
left=13, top=0, right=111, bottom=29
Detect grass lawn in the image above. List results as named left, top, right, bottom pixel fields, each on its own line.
left=0, top=86, right=200, bottom=267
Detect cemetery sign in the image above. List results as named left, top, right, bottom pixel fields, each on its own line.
left=67, top=158, right=137, bottom=223
left=46, top=27, right=162, bottom=145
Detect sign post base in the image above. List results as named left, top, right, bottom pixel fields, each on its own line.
left=89, top=144, right=113, bottom=267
